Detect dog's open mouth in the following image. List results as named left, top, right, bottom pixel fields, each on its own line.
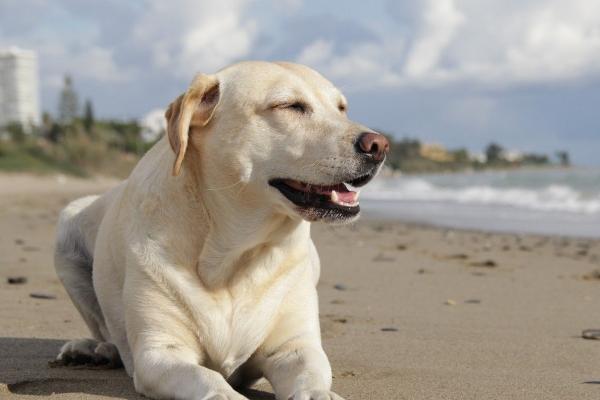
left=269, top=172, right=375, bottom=221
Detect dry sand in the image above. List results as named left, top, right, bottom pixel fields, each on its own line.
left=1, top=173, right=599, bottom=399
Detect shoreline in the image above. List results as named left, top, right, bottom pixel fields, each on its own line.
left=380, top=164, right=578, bottom=178
left=362, top=203, right=600, bottom=240
left=360, top=214, right=599, bottom=241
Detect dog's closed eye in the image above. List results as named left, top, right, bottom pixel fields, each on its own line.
left=273, top=101, right=311, bottom=114
left=287, top=102, right=308, bottom=113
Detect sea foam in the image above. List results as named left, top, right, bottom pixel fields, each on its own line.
left=362, top=177, right=600, bottom=214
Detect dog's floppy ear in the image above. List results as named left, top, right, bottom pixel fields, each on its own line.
left=165, top=73, right=220, bottom=176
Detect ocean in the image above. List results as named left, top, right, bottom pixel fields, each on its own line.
left=361, top=168, right=600, bottom=238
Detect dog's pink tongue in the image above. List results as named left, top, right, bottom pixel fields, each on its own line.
left=336, top=190, right=357, bottom=203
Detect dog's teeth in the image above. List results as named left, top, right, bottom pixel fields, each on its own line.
left=331, top=190, right=339, bottom=204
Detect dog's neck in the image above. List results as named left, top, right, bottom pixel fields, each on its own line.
left=180, top=155, right=309, bottom=289
left=196, top=198, right=307, bottom=288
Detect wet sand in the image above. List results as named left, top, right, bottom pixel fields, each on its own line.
left=1, top=173, right=599, bottom=399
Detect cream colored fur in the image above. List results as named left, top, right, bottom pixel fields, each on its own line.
left=54, top=61, right=383, bottom=400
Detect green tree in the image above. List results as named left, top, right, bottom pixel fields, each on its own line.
left=452, top=148, right=470, bottom=163
left=5, top=122, right=26, bottom=143
left=522, top=153, right=549, bottom=165
left=387, top=137, right=422, bottom=170
left=555, top=151, right=570, bottom=167
left=83, top=99, right=95, bottom=133
left=485, top=142, right=504, bottom=164
left=58, top=75, right=79, bottom=124
left=41, top=112, right=63, bottom=143
left=41, top=111, right=52, bottom=127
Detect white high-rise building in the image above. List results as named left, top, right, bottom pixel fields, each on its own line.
left=0, top=47, right=40, bottom=127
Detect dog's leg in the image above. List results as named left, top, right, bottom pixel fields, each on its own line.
left=132, top=345, right=249, bottom=400
left=260, top=339, right=343, bottom=400
left=122, top=264, right=249, bottom=400
left=54, top=196, right=108, bottom=341
left=53, top=197, right=123, bottom=370
left=256, top=278, right=345, bottom=400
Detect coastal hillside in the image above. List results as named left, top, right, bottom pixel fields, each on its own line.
left=0, top=118, right=570, bottom=177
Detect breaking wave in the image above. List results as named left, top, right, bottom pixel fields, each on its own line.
left=362, top=177, right=600, bottom=214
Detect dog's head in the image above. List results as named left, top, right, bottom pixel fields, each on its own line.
left=165, top=61, right=388, bottom=224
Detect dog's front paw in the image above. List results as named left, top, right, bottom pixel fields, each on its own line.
left=289, top=390, right=345, bottom=400
left=51, top=338, right=122, bottom=369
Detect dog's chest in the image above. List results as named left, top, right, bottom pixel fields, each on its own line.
left=199, top=293, right=274, bottom=374
left=184, top=262, right=305, bottom=376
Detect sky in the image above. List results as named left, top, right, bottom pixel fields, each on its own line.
left=1, top=0, right=600, bottom=165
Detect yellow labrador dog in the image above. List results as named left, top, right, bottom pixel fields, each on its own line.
left=54, top=61, right=388, bottom=400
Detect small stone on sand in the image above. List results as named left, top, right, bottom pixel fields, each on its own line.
left=7, top=276, right=27, bottom=284
left=445, top=299, right=457, bottom=306
left=470, top=260, right=497, bottom=268
left=582, top=329, right=600, bottom=340
left=29, top=292, right=56, bottom=300
left=373, top=253, right=395, bottom=262
left=448, top=253, right=469, bottom=260
left=582, top=270, right=600, bottom=281
left=334, top=284, right=348, bottom=291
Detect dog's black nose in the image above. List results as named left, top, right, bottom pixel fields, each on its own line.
left=355, top=132, right=389, bottom=162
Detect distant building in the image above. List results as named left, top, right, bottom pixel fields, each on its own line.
left=419, top=143, right=454, bottom=162
left=503, top=150, right=524, bottom=163
left=470, top=152, right=487, bottom=163
left=0, top=47, right=40, bottom=127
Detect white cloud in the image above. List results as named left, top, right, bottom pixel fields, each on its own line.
left=140, top=108, right=167, bottom=142
left=499, top=1, right=600, bottom=82
left=132, top=0, right=257, bottom=77
left=0, top=36, right=131, bottom=91
left=0, top=2, right=135, bottom=89
left=2, top=0, right=258, bottom=87
left=296, top=0, right=600, bottom=90
left=326, top=43, right=403, bottom=88
left=44, top=45, right=132, bottom=86
left=403, top=0, right=465, bottom=78
left=296, top=39, right=333, bottom=66
left=296, top=39, right=404, bottom=91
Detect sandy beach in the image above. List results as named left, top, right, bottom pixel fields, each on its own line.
left=1, top=173, right=599, bottom=400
